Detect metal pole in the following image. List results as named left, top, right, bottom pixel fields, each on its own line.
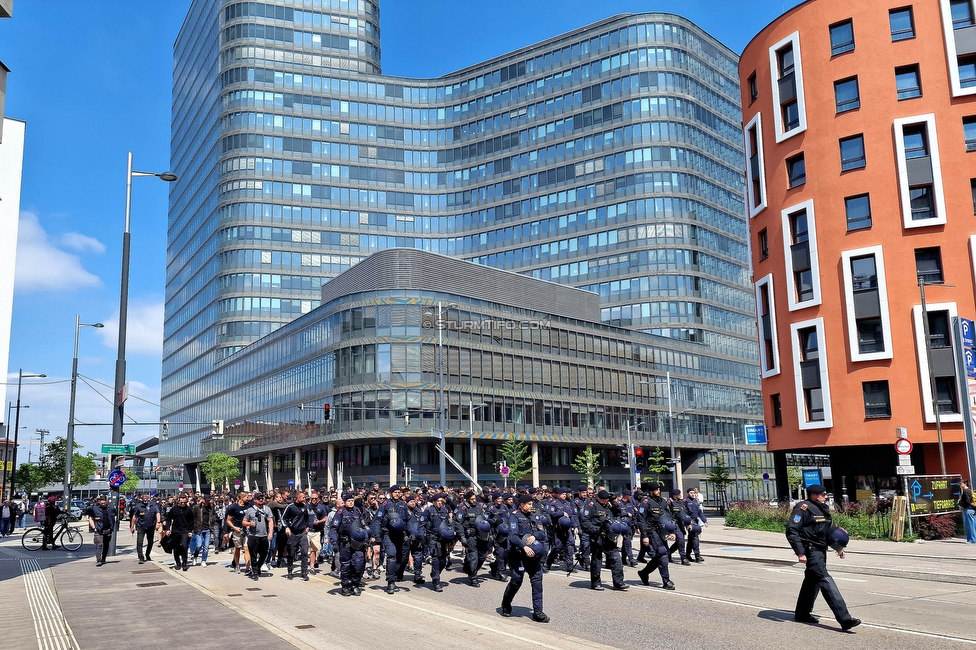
left=667, top=372, right=677, bottom=488
left=10, top=371, right=24, bottom=499
left=626, top=421, right=635, bottom=489
left=919, top=277, right=947, bottom=474
left=65, top=315, right=80, bottom=506
left=437, top=302, right=446, bottom=487
left=731, top=426, right=739, bottom=501
left=469, top=398, right=476, bottom=487
left=2, top=401, right=12, bottom=499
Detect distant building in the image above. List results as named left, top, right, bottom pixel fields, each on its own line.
left=740, top=0, right=976, bottom=500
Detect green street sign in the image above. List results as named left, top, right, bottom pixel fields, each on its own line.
left=101, top=444, right=136, bottom=455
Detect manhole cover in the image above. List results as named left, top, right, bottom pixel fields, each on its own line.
left=136, top=582, right=167, bottom=587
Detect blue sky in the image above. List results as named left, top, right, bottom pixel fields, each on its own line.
left=0, top=0, right=800, bottom=461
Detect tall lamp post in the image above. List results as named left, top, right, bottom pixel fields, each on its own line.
left=640, top=373, right=678, bottom=488
left=109, top=152, right=177, bottom=557
left=3, top=402, right=26, bottom=499
left=9, top=370, right=46, bottom=499
left=65, top=316, right=104, bottom=505
left=918, top=277, right=948, bottom=474
left=434, top=301, right=457, bottom=487
left=468, top=399, right=486, bottom=487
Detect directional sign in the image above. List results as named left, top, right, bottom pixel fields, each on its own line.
left=107, top=470, right=127, bottom=489
left=744, top=424, right=767, bottom=445
left=894, top=439, right=913, bottom=455
left=907, top=475, right=961, bottom=516
left=102, top=444, right=136, bottom=455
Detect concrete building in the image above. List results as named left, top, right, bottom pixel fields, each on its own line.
left=162, top=3, right=765, bottom=493
left=740, top=0, right=976, bottom=501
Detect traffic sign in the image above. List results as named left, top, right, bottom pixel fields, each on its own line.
left=762, top=473, right=770, bottom=481
left=500, top=466, right=510, bottom=476
left=102, top=444, right=136, bottom=455
left=895, top=439, right=913, bottom=455
left=288, top=479, right=295, bottom=487
left=896, top=466, right=916, bottom=475
left=108, top=469, right=127, bottom=488
left=906, top=475, right=961, bottom=516
left=898, top=455, right=912, bottom=466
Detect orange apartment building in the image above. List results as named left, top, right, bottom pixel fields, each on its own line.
left=740, top=0, right=976, bottom=501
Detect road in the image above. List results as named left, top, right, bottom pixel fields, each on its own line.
left=1, top=526, right=974, bottom=650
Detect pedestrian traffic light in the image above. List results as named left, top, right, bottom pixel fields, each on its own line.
left=309, top=471, right=317, bottom=481
left=634, top=448, right=643, bottom=457
left=323, top=404, right=331, bottom=421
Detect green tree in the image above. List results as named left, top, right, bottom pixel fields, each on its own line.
left=787, top=465, right=803, bottom=500
left=571, top=446, right=602, bottom=488
left=499, top=434, right=532, bottom=485
left=708, top=456, right=733, bottom=515
left=200, top=453, right=240, bottom=490
left=119, top=473, right=141, bottom=494
left=744, top=456, right=764, bottom=496
left=645, top=447, right=668, bottom=482
left=13, top=463, right=49, bottom=497
left=69, top=453, right=98, bottom=487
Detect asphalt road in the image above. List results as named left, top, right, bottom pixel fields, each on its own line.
left=3, top=531, right=976, bottom=650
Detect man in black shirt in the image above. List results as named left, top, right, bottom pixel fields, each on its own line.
left=282, top=491, right=311, bottom=580
left=86, top=495, right=117, bottom=566
left=225, top=492, right=249, bottom=574
left=130, top=493, right=161, bottom=564
left=165, top=493, right=195, bottom=571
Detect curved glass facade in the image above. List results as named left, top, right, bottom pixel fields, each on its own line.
left=164, top=3, right=758, bottom=475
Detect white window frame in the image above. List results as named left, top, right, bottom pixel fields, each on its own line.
left=790, top=317, right=833, bottom=430
left=768, top=31, right=807, bottom=142
left=841, top=246, right=893, bottom=362
left=912, top=301, right=962, bottom=423
left=940, top=0, right=976, bottom=97
left=781, top=199, right=821, bottom=311
left=755, top=273, right=780, bottom=377
left=743, top=112, right=768, bottom=217
left=893, top=114, right=947, bottom=229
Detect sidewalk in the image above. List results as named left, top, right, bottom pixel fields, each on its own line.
left=699, top=524, right=976, bottom=585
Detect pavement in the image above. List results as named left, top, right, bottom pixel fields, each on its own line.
left=1, top=522, right=975, bottom=649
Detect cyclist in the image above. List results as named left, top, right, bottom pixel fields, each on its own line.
left=41, top=496, right=61, bottom=550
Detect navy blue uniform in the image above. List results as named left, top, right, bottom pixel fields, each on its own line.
left=616, top=497, right=637, bottom=564
left=371, top=498, right=410, bottom=586
left=572, top=491, right=591, bottom=567
left=786, top=500, right=853, bottom=624
left=404, top=502, right=426, bottom=583
left=685, top=496, right=707, bottom=561
left=488, top=501, right=511, bottom=579
left=423, top=503, right=454, bottom=588
left=579, top=498, right=626, bottom=589
left=502, top=508, right=547, bottom=617
left=545, top=497, right=578, bottom=572
left=636, top=494, right=673, bottom=588
left=330, top=506, right=368, bottom=592
left=456, top=500, right=491, bottom=581
left=667, top=495, right=691, bottom=563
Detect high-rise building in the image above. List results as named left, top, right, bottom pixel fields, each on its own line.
left=162, top=2, right=763, bottom=490
left=740, top=0, right=976, bottom=499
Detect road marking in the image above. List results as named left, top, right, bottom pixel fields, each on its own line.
left=20, top=558, right=80, bottom=650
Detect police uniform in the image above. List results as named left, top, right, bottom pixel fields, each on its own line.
left=579, top=490, right=627, bottom=590
left=545, top=488, right=578, bottom=573
left=330, top=497, right=368, bottom=595
left=456, top=492, right=491, bottom=585
left=615, top=490, right=637, bottom=566
left=572, top=486, right=591, bottom=568
left=403, top=496, right=427, bottom=585
left=785, top=485, right=859, bottom=630
left=636, top=483, right=675, bottom=590
left=684, top=489, right=707, bottom=562
left=501, top=496, right=549, bottom=622
left=667, top=489, right=691, bottom=565
left=422, top=496, right=455, bottom=592
left=371, top=487, right=411, bottom=592
left=487, top=494, right=511, bottom=580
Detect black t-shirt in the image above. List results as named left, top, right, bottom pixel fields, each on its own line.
left=226, top=503, right=246, bottom=528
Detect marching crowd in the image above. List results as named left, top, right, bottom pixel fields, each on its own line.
left=94, top=481, right=709, bottom=623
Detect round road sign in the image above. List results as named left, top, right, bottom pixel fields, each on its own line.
left=500, top=466, right=510, bottom=476
left=108, top=469, right=127, bottom=488
left=895, top=438, right=913, bottom=455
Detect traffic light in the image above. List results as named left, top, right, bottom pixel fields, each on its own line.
left=309, top=471, right=317, bottom=482
left=323, top=404, right=331, bottom=421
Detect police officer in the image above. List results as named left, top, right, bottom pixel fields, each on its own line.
left=572, top=485, right=590, bottom=569
left=403, top=492, right=426, bottom=585
left=580, top=489, right=628, bottom=591
left=786, top=484, right=860, bottom=631
left=372, top=485, right=411, bottom=594
left=332, top=492, right=369, bottom=596
left=500, top=494, right=549, bottom=623
left=616, top=489, right=638, bottom=567
left=487, top=492, right=510, bottom=581
left=456, top=490, right=491, bottom=586
left=685, top=487, right=707, bottom=562
left=667, top=488, right=691, bottom=565
left=130, top=493, right=161, bottom=564
left=545, top=487, right=578, bottom=573
left=423, top=492, right=455, bottom=592
left=636, top=482, right=675, bottom=590
left=86, top=495, right=117, bottom=567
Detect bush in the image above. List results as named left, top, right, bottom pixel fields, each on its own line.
left=725, top=499, right=910, bottom=542
left=724, top=500, right=789, bottom=532
left=914, top=514, right=959, bottom=540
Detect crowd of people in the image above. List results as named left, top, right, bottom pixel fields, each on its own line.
left=110, top=480, right=709, bottom=623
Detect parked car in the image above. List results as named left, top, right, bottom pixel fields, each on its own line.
left=56, top=500, right=84, bottom=519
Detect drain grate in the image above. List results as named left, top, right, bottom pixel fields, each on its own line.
left=136, top=582, right=167, bottom=588
left=228, top=593, right=243, bottom=597
left=246, top=587, right=261, bottom=591
left=295, top=625, right=315, bottom=630
left=131, top=569, right=163, bottom=575
left=262, top=594, right=277, bottom=598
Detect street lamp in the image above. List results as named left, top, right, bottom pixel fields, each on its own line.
left=625, top=419, right=647, bottom=489
left=109, top=152, right=177, bottom=557
left=918, top=277, right=947, bottom=474
left=8, top=370, right=46, bottom=499
left=640, top=373, right=678, bottom=488
left=65, top=316, right=104, bottom=505
left=468, top=399, right=487, bottom=486
left=2, top=402, right=26, bottom=499
left=435, top=300, right=457, bottom=487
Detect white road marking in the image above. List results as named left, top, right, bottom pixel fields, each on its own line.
left=20, top=558, right=80, bottom=650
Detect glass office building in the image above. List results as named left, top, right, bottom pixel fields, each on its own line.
left=163, top=1, right=762, bottom=491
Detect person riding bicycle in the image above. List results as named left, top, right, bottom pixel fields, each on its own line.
left=41, top=497, right=62, bottom=550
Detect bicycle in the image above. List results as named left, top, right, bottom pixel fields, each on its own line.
left=22, top=515, right=84, bottom=552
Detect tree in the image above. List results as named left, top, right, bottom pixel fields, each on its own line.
left=571, top=446, right=602, bottom=488
left=119, top=473, right=141, bottom=494
left=744, top=456, right=764, bottom=496
left=708, top=456, right=733, bottom=515
left=200, top=453, right=240, bottom=491
left=645, top=447, right=668, bottom=482
left=499, top=434, right=532, bottom=485
left=787, top=465, right=803, bottom=500
left=13, top=463, right=49, bottom=497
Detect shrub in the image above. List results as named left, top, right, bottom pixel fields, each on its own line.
left=914, top=514, right=959, bottom=540
left=724, top=500, right=789, bottom=532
